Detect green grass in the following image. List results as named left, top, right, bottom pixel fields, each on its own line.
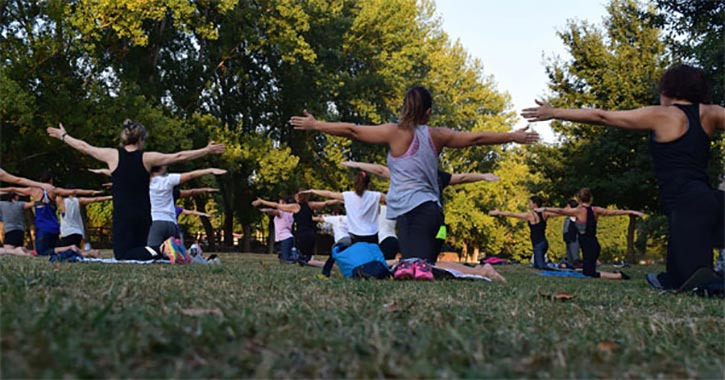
left=1, top=253, right=723, bottom=378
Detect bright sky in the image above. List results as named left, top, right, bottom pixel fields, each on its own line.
left=435, top=0, right=609, bottom=142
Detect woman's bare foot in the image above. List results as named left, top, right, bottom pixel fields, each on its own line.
left=480, top=264, right=507, bottom=284
left=82, top=249, right=101, bottom=258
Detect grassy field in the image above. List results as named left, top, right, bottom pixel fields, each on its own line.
left=1, top=252, right=723, bottom=378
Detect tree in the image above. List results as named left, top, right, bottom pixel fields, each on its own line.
left=531, top=0, right=667, bottom=263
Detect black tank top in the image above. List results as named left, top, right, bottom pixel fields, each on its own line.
left=528, top=211, right=547, bottom=244
left=649, top=103, right=712, bottom=212
left=111, top=148, right=151, bottom=221
left=294, top=202, right=315, bottom=233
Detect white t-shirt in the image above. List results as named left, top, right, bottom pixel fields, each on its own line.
left=60, top=197, right=84, bottom=237
left=322, top=215, right=350, bottom=243
left=342, top=190, right=381, bottom=236
left=378, top=205, right=397, bottom=242
left=150, top=174, right=182, bottom=222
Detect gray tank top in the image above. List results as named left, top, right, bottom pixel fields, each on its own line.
left=385, top=125, right=441, bottom=219
left=0, top=201, right=26, bottom=232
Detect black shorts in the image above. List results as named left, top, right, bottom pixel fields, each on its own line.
left=58, top=234, right=83, bottom=248
left=3, top=230, right=24, bottom=247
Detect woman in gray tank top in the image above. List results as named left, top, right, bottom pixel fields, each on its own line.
left=291, top=86, right=538, bottom=280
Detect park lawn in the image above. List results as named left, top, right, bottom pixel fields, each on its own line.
left=1, top=253, right=722, bottom=379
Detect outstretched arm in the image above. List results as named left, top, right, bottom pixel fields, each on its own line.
left=290, top=111, right=397, bottom=145
left=88, top=168, right=112, bottom=177
left=309, top=199, right=342, bottom=211
left=179, top=188, right=219, bottom=197
left=179, top=168, right=227, bottom=184
left=488, top=210, right=534, bottom=222
left=432, top=126, right=539, bottom=150
left=0, top=170, right=53, bottom=191
left=47, top=123, right=117, bottom=165
left=535, top=207, right=579, bottom=218
left=251, top=198, right=300, bottom=213
left=0, top=187, right=34, bottom=197
left=181, top=209, right=212, bottom=218
left=78, top=195, right=113, bottom=206
left=143, top=141, right=225, bottom=169
left=593, top=207, right=644, bottom=218
left=259, top=208, right=281, bottom=217
left=521, top=100, right=677, bottom=132
left=341, top=161, right=390, bottom=179
left=449, top=173, right=500, bottom=185
left=303, top=189, right=344, bottom=201
left=54, top=188, right=104, bottom=197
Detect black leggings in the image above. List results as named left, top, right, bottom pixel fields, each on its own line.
left=295, top=229, right=316, bottom=257
left=380, top=236, right=400, bottom=260
left=396, top=201, right=444, bottom=263
left=664, top=189, right=723, bottom=288
left=351, top=233, right=378, bottom=245
left=580, top=235, right=601, bottom=278
left=113, top=213, right=155, bottom=260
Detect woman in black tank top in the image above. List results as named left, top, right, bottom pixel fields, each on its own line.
left=539, top=188, right=644, bottom=279
left=523, top=65, right=724, bottom=289
left=252, top=190, right=340, bottom=265
left=47, top=120, right=225, bottom=260
left=489, top=195, right=560, bottom=269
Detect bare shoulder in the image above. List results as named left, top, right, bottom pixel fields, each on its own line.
left=700, top=104, right=725, bottom=132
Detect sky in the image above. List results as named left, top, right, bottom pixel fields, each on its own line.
left=435, top=0, right=610, bottom=142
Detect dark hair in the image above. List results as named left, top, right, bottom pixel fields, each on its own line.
left=39, top=170, right=53, bottom=184
left=1, top=192, right=17, bottom=201
left=529, top=195, right=544, bottom=208
left=121, top=119, right=148, bottom=146
left=658, top=64, right=712, bottom=104
left=354, top=171, right=371, bottom=196
left=567, top=199, right=579, bottom=208
left=399, top=86, right=433, bottom=129
left=577, top=188, right=592, bottom=203
left=296, top=189, right=310, bottom=204
left=173, top=187, right=181, bottom=202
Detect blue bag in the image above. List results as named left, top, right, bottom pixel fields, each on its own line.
left=331, top=242, right=389, bottom=278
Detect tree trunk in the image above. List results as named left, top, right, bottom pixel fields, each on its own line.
left=194, top=197, right=216, bottom=251
left=242, top=224, right=252, bottom=253
left=267, top=216, right=275, bottom=254
left=222, top=180, right=234, bottom=248
left=626, top=215, right=637, bottom=264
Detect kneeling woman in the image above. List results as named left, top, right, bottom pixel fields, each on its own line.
left=537, top=188, right=643, bottom=279
left=303, top=171, right=385, bottom=245
left=489, top=196, right=559, bottom=269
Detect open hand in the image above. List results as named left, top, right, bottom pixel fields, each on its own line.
left=289, top=110, right=317, bottom=130
left=206, top=141, right=225, bottom=154
left=521, top=100, right=555, bottom=122
left=482, top=173, right=500, bottom=182
left=209, top=168, right=227, bottom=175
left=251, top=198, right=264, bottom=207
left=630, top=211, right=645, bottom=218
left=511, top=125, right=540, bottom=144
left=488, top=210, right=500, bottom=216
left=47, top=123, right=66, bottom=140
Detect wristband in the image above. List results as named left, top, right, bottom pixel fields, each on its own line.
left=61, top=132, right=68, bottom=142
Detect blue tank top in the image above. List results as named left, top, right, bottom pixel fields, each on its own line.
left=34, top=189, right=60, bottom=234
left=385, top=125, right=440, bottom=219
left=649, top=104, right=712, bottom=212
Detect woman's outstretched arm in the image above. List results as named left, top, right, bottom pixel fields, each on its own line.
left=535, top=207, right=580, bottom=218
left=340, top=161, right=390, bottom=179
left=432, top=125, right=539, bottom=150
left=593, top=207, right=645, bottom=218
left=449, top=173, right=500, bottom=185
left=0, top=170, right=54, bottom=191
left=488, top=210, right=534, bottom=222
left=302, top=189, right=344, bottom=201
left=47, top=123, right=117, bottom=165
left=290, top=111, right=397, bottom=145
left=521, top=100, right=677, bottom=132
left=143, top=142, right=225, bottom=169
left=179, top=168, right=227, bottom=184
left=251, top=198, right=300, bottom=213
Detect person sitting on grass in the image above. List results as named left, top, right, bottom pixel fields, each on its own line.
left=55, top=187, right=112, bottom=258
left=489, top=195, right=564, bottom=270
left=252, top=192, right=339, bottom=266
left=340, top=160, right=506, bottom=282
left=561, top=199, right=582, bottom=268
left=535, top=188, right=644, bottom=280
left=259, top=195, right=297, bottom=263
left=0, top=191, right=35, bottom=256
left=302, top=171, right=385, bottom=245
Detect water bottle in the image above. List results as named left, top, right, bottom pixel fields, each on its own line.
left=84, top=242, right=91, bottom=251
